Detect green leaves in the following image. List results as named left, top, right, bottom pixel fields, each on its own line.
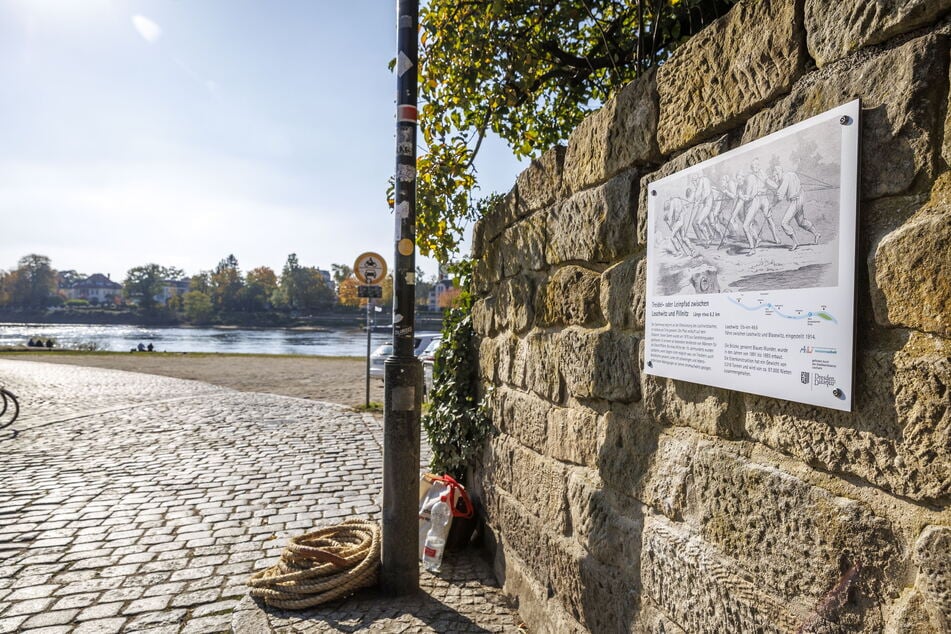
left=410, top=1, right=736, bottom=263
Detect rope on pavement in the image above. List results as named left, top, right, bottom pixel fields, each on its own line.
left=246, top=519, right=381, bottom=609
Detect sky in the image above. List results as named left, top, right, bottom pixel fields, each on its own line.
left=0, top=0, right=524, bottom=281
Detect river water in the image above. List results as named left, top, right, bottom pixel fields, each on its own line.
left=0, top=322, right=387, bottom=357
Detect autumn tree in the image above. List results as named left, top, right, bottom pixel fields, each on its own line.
left=123, top=264, right=181, bottom=312
left=244, top=266, right=278, bottom=312
left=412, top=0, right=736, bottom=260
left=337, top=276, right=361, bottom=308
left=9, top=254, right=57, bottom=308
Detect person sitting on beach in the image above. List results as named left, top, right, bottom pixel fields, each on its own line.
left=27, top=338, right=36, bottom=347
left=137, top=342, right=146, bottom=352
left=147, top=343, right=154, bottom=352
left=45, top=339, right=54, bottom=348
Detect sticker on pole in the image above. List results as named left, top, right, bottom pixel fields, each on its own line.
left=354, top=252, right=387, bottom=285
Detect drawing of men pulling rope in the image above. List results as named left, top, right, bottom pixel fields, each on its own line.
left=767, top=165, right=821, bottom=251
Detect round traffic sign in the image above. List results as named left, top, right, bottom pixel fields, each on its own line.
left=354, top=252, right=387, bottom=285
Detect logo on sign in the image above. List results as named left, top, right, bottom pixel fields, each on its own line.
left=800, top=372, right=810, bottom=384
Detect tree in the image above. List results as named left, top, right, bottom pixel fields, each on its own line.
left=331, top=263, right=353, bottom=287
left=244, top=266, right=278, bottom=312
left=411, top=0, right=737, bottom=261
left=337, top=276, right=361, bottom=308
left=183, top=290, right=213, bottom=323
left=10, top=254, right=57, bottom=308
left=124, top=264, right=174, bottom=312
left=210, top=254, right=244, bottom=312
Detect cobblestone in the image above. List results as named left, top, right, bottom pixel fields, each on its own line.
left=0, top=360, right=521, bottom=632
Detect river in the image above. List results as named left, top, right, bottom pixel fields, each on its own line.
left=0, top=322, right=390, bottom=356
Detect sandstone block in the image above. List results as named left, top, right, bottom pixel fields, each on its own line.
left=564, top=70, right=660, bottom=193
left=546, top=170, right=638, bottom=265
left=496, top=545, right=586, bottom=634
left=559, top=327, right=640, bottom=402
left=495, top=332, right=519, bottom=387
left=539, top=265, right=603, bottom=327
left=495, top=274, right=536, bottom=334
left=600, top=256, right=646, bottom=330
left=520, top=331, right=563, bottom=402
left=598, top=415, right=694, bottom=522
left=471, top=297, right=496, bottom=337
left=546, top=406, right=604, bottom=468
left=637, top=135, right=731, bottom=244
left=471, top=218, right=486, bottom=260
left=478, top=336, right=498, bottom=384
left=565, top=470, right=644, bottom=572
left=641, top=371, right=744, bottom=439
left=884, top=590, right=946, bottom=633
left=656, top=0, right=804, bottom=154
left=516, top=145, right=566, bottom=213
left=685, top=444, right=899, bottom=612
left=743, top=333, right=951, bottom=502
left=636, top=598, right=688, bottom=634
left=484, top=434, right=568, bottom=531
left=871, top=173, right=951, bottom=337
left=484, top=487, right=551, bottom=586
left=742, top=33, right=949, bottom=199
left=480, top=188, right=519, bottom=244
left=500, top=213, right=547, bottom=278
left=914, top=525, right=951, bottom=624
left=640, top=516, right=805, bottom=633
left=497, top=387, right=550, bottom=454
left=805, top=0, right=951, bottom=67
left=547, top=532, right=638, bottom=633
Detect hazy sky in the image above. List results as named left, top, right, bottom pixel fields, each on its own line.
left=0, top=0, right=524, bottom=280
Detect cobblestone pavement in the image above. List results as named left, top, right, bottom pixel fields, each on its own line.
left=0, top=360, right=521, bottom=633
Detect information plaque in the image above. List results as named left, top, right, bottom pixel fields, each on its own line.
left=644, top=100, right=859, bottom=411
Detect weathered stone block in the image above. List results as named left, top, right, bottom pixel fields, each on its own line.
left=559, top=327, right=641, bottom=402
left=484, top=434, right=568, bottom=531
left=742, top=333, right=951, bottom=502
left=520, top=330, right=563, bottom=403
left=471, top=217, right=486, bottom=260
left=517, top=145, right=566, bottom=213
left=600, top=256, right=646, bottom=330
left=641, top=370, right=745, bottom=439
left=636, top=598, right=688, bottom=634
left=598, top=414, right=694, bottom=522
left=497, top=387, right=550, bottom=454
left=640, top=516, right=806, bottom=633
left=495, top=332, right=519, bottom=387
left=539, top=265, right=603, bottom=327
left=685, top=444, right=900, bottom=611
left=484, top=487, right=552, bottom=586
left=743, top=33, right=949, bottom=199
left=495, top=274, right=536, bottom=334
left=871, top=173, right=951, bottom=337
left=656, top=0, right=805, bottom=154
left=914, top=525, right=951, bottom=623
left=495, top=544, right=586, bottom=634
left=805, top=0, right=951, bottom=67
left=884, top=590, right=947, bottom=633
left=500, top=213, right=547, bottom=278
left=546, top=170, right=638, bottom=265
left=546, top=406, right=604, bottom=468
left=472, top=296, right=496, bottom=337
left=637, top=136, right=731, bottom=244
left=564, top=70, right=660, bottom=193
left=547, top=532, right=638, bottom=632
left=478, top=336, right=498, bottom=385
left=565, top=469, right=645, bottom=572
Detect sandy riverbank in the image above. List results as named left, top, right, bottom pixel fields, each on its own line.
left=0, top=351, right=385, bottom=408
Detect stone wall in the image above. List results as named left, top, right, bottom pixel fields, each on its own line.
left=470, top=1, right=951, bottom=632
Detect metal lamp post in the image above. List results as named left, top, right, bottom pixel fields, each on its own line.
left=381, top=0, right=421, bottom=596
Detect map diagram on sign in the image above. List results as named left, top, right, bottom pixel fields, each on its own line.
left=726, top=297, right=838, bottom=324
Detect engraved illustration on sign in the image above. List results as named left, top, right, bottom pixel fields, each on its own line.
left=354, top=252, right=387, bottom=285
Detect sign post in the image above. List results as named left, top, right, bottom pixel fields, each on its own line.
left=383, top=0, right=422, bottom=597
left=354, top=253, right=386, bottom=411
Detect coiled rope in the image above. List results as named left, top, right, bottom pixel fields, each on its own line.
left=246, top=519, right=381, bottom=609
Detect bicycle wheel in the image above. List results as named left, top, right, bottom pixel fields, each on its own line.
left=0, top=389, right=18, bottom=429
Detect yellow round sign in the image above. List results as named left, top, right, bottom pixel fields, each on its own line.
left=353, top=252, right=387, bottom=285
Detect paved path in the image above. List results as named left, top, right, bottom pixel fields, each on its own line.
left=0, top=360, right=521, bottom=633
